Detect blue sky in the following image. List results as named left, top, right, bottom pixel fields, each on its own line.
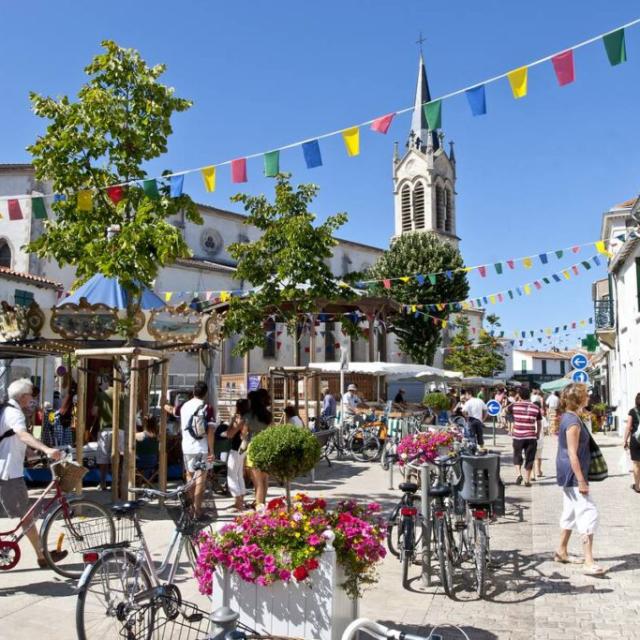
left=0, top=1, right=638, bottom=346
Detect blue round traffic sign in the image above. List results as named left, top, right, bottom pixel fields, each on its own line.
left=486, top=399, right=501, bottom=416
left=570, top=353, right=588, bottom=370
left=571, top=370, right=589, bottom=384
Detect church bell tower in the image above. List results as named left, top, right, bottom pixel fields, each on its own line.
left=392, top=53, right=459, bottom=246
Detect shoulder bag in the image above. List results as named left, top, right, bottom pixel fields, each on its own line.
left=586, top=424, right=608, bottom=482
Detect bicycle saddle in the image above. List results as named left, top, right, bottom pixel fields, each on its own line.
left=399, top=482, right=419, bottom=493
left=429, top=484, right=451, bottom=498
left=111, top=500, right=146, bottom=516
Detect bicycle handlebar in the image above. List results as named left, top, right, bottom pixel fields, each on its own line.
left=341, top=618, right=430, bottom=640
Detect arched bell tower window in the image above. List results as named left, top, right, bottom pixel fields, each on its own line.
left=0, top=239, right=11, bottom=269
left=413, top=182, right=425, bottom=230
left=401, top=184, right=412, bottom=232
left=445, top=188, right=454, bottom=234
left=435, top=185, right=445, bottom=231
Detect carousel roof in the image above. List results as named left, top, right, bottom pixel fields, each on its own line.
left=57, top=274, right=165, bottom=310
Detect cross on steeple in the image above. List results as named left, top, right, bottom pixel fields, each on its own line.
left=416, top=32, right=426, bottom=52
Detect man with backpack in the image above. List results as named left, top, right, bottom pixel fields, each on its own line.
left=0, top=378, right=66, bottom=568
left=180, top=381, right=215, bottom=519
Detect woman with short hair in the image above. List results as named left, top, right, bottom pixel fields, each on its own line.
left=554, top=383, right=604, bottom=575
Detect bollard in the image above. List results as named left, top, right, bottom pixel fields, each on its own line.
left=388, top=455, right=394, bottom=490
left=420, top=463, right=431, bottom=587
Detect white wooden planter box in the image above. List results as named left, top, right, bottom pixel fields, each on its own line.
left=211, top=544, right=358, bottom=639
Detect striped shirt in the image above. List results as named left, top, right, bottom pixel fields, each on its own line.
left=510, top=401, right=541, bottom=440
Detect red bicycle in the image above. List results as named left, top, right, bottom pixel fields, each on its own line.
left=0, top=451, right=115, bottom=577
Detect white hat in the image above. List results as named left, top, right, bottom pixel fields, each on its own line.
left=347, top=384, right=358, bottom=391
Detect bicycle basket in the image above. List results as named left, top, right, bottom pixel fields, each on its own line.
left=53, top=461, right=88, bottom=493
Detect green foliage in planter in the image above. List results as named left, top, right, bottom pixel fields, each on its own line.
left=250, top=424, right=321, bottom=485
left=591, top=402, right=607, bottom=415
left=422, top=391, right=450, bottom=412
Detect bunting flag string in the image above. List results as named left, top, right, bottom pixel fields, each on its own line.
left=0, top=18, right=637, bottom=209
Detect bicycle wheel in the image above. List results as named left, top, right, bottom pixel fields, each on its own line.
left=76, top=549, right=154, bottom=640
left=380, top=440, right=394, bottom=471
left=350, top=433, right=381, bottom=462
left=386, top=509, right=402, bottom=557
left=436, top=518, right=455, bottom=597
left=401, top=519, right=414, bottom=590
left=41, top=499, right=116, bottom=578
left=474, top=521, right=488, bottom=598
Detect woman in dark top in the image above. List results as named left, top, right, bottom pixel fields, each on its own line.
left=623, top=393, right=640, bottom=493
left=554, top=383, right=604, bottom=575
left=245, top=389, right=273, bottom=507
left=226, top=399, right=250, bottom=510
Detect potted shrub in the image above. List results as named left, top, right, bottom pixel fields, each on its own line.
left=423, top=391, right=451, bottom=426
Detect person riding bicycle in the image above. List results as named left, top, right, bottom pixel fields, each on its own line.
left=0, top=378, right=66, bottom=568
left=461, top=388, right=487, bottom=447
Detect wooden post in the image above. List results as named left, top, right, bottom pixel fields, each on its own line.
left=111, top=358, right=122, bottom=502
left=40, top=357, right=46, bottom=426
left=368, top=316, right=375, bottom=362
left=75, top=357, right=87, bottom=497
left=159, top=358, right=169, bottom=498
left=126, top=354, right=140, bottom=500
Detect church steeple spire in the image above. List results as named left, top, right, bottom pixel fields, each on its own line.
left=409, top=53, right=439, bottom=153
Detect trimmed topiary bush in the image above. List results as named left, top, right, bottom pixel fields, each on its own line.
left=249, top=424, right=322, bottom=505
left=422, top=391, right=450, bottom=412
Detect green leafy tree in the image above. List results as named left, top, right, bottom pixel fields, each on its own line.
left=224, top=174, right=348, bottom=356
left=445, top=315, right=505, bottom=377
left=368, top=233, right=468, bottom=364
left=27, top=41, right=200, bottom=335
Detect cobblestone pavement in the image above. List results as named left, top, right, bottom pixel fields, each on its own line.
left=1, top=429, right=638, bottom=639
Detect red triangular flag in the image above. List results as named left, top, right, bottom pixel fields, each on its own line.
left=497, top=293, right=504, bottom=302
left=534, top=281, right=542, bottom=290
left=478, top=266, right=487, bottom=277
left=370, top=113, right=395, bottom=134
left=231, top=158, right=247, bottom=183
left=8, top=199, right=23, bottom=220
left=382, top=279, right=392, bottom=289
left=551, top=50, right=575, bottom=86
left=572, top=265, right=579, bottom=275
left=571, top=245, right=580, bottom=253
left=107, top=185, right=124, bottom=203
left=507, top=259, right=515, bottom=269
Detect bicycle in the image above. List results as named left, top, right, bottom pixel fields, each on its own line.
left=75, top=458, right=213, bottom=640
left=341, top=618, right=470, bottom=640
left=0, top=450, right=115, bottom=577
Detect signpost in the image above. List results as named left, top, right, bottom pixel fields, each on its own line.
left=571, top=370, right=589, bottom=384
left=570, top=353, right=588, bottom=370
left=486, top=399, right=501, bottom=446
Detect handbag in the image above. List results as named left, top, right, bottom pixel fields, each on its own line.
left=587, top=430, right=608, bottom=482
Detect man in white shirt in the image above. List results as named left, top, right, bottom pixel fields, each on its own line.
left=0, top=378, right=64, bottom=568
left=342, top=384, right=361, bottom=420
left=462, top=390, right=488, bottom=446
left=546, top=392, right=560, bottom=411
left=180, top=381, right=214, bottom=519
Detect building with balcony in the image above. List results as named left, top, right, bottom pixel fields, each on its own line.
left=511, top=349, right=575, bottom=387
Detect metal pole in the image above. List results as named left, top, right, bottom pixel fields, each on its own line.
left=493, top=415, right=497, bottom=446
left=421, top=463, right=431, bottom=587
left=388, top=455, right=394, bottom=490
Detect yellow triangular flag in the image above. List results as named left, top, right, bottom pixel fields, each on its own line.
left=545, top=328, right=552, bottom=336
left=507, top=66, right=528, bottom=99
left=400, top=276, right=410, bottom=283
left=524, top=284, right=532, bottom=295
left=164, top=292, right=173, bottom=303
left=489, top=294, right=496, bottom=304
left=580, top=319, right=586, bottom=326
left=441, top=320, right=448, bottom=329
left=201, top=166, right=216, bottom=192
left=77, top=190, right=93, bottom=211
left=522, top=257, right=533, bottom=268
left=562, top=270, right=571, bottom=280
left=410, top=304, right=417, bottom=313
left=342, top=127, right=360, bottom=157
left=594, top=240, right=612, bottom=258
left=220, top=291, right=230, bottom=302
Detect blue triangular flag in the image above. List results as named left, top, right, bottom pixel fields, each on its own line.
left=53, top=193, right=66, bottom=202
left=483, top=296, right=488, bottom=304
left=592, top=255, right=601, bottom=266
left=416, top=275, right=425, bottom=286
left=516, top=288, right=522, bottom=296
left=445, top=270, right=453, bottom=280
left=552, top=274, right=561, bottom=282
left=465, top=85, right=487, bottom=116
left=539, top=253, right=548, bottom=264
left=170, top=175, right=184, bottom=198
left=302, top=140, right=322, bottom=168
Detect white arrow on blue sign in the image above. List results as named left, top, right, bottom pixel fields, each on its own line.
left=570, top=353, right=588, bottom=370
left=571, top=370, right=589, bottom=384
left=486, top=399, right=501, bottom=416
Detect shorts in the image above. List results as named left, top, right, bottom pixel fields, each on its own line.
left=560, top=487, right=598, bottom=535
left=96, top=429, right=124, bottom=464
left=183, top=452, right=207, bottom=474
left=0, top=477, right=29, bottom=518
left=513, top=438, right=537, bottom=470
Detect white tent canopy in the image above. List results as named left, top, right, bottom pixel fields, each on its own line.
left=308, top=361, right=461, bottom=381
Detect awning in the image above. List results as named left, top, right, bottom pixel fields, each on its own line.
left=308, top=361, right=461, bottom=381
left=540, top=377, right=571, bottom=393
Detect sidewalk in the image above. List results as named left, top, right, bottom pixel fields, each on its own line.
left=1, top=429, right=638, bottom=639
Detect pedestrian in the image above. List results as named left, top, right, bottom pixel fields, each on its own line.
left=394, top=388, right=406, bottom=404
left=554, top=383, right=605, bottom=575
left=509, top=387, right=541, bottom=486
left=342, top=384, right=361, bottom=421
left=0, top=378, right=66, bottom=568
left=93, top=378, right=123, bottom=491
left=531, top=389, right=546, bottom=481
left=180, top=381, right=215, bottom=519
left=245, top=388, right=273, bottom=506
left=546, top=390, right=560, bottom=435
left=461, top=389, right=487, bottom=447
left=225, top=398, right=250, bottom=511
left=321, top=387, right=336, bottom=426
left=284, top=405, right=304, bottom=427
left=623, top=392, right=640, bottom=493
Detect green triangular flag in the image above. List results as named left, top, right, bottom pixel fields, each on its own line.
left=555, top=250, right=563, bottom=259
left=507, top=290, right=514, bottom=299
left=428, top=274, right=437, bottom=285
left=581, top=260, right=592, bottom=270
left=31, top=197, right=48, bottom=220
left=603, top=29, right=627, bottom=66
left=264, top=151, right=280, bottom=177
left=423, top=100, right=442, bottom=130
left=542, top=277, right=550, bottom=284
left=494, top=262, right=503, bottom=275
left=143, top=179, right=159, bottom=199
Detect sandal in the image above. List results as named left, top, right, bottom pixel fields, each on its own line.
left=631, top=485, right=640, bottom=494
left=524, top=481, right=532, bottom=487
left=515, top=476, right=523, bottom=485
left=583, top=563, right=606, bottom=576
left=553, top=553, right=584, bottom=564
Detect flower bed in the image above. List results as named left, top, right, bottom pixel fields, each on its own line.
left=195, top=494, right=386, bottom=600
left=395, top=428, right=461, bottom=466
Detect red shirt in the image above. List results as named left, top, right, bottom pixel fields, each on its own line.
left=511, top=401, right=541, bottom=440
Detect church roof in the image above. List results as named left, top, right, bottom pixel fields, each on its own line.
left=410, top=54, right=439, bottom=152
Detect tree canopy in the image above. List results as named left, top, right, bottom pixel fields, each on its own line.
left=223, top=173, right=349, bottom=356
left=27, top=41, right=200, bottom=306
left=368, top=233, right=469, bottom=364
